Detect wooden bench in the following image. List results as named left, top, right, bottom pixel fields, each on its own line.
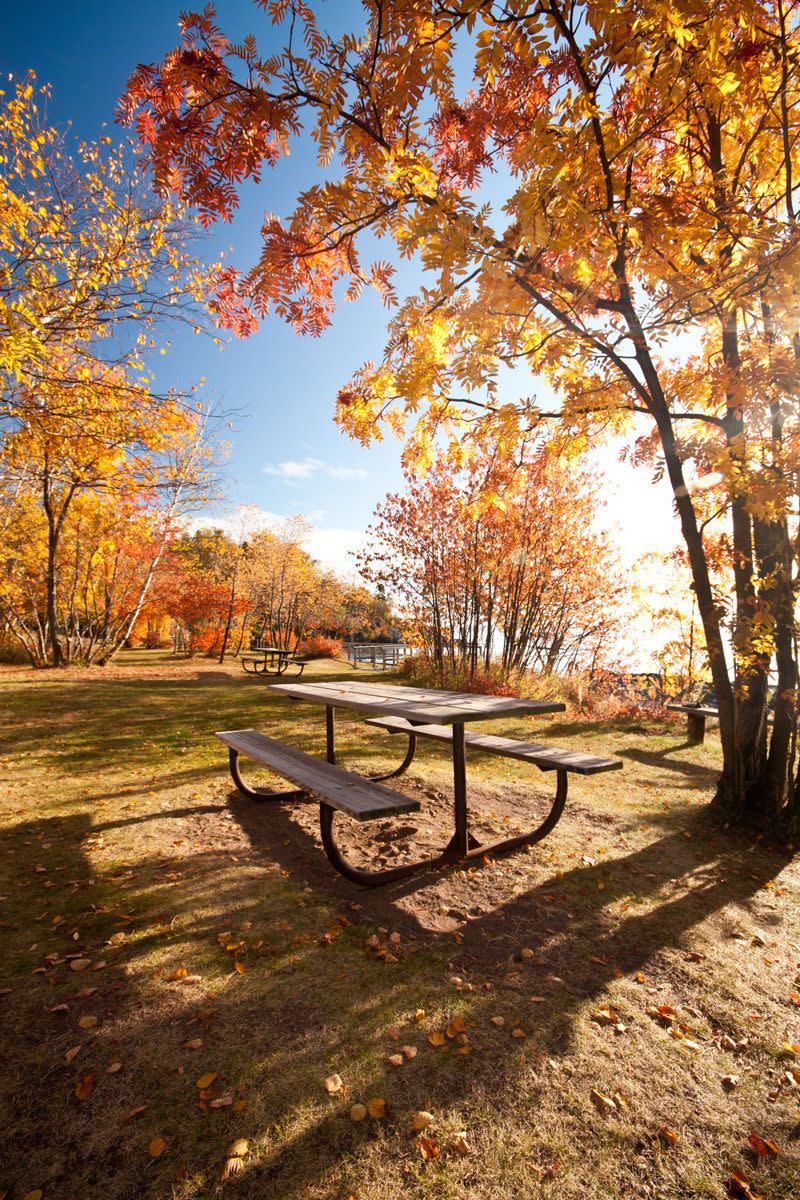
left=215, top=729, right=421, bottom=821
left=365, top=715, right=622, bottom=776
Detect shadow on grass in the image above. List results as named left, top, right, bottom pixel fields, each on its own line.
left=618, top=745, right=720, bottom=782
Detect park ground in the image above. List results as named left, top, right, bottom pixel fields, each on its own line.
left=1, top=652, right=799, bottom=1200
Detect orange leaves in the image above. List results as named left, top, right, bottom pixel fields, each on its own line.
left=747, top=1133, right=779, bottom=1158
left=195, top=1072, right=218, bottom=1091
left=148, top=1135, right=168, bottom=1158
left=74, top=1072, right=96, bottom=1101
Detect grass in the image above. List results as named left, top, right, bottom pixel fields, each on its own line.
left=0, top=649, right=798, bottom=1200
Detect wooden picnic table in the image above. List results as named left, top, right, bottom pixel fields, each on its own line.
left=240, top=646, right=293, bottom=676
left=217, top=680, right=619, bottom=885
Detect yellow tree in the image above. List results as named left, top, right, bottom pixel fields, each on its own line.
left=124, top=1, right=800, bottom=831
left=0, top=362, right=212, bottom=665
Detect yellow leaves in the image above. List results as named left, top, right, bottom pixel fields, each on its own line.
left=148, top=1135, right=168, bottom=1158
left=166, top=967, right=187, bottom=981
left=590, top=1088, right=618, bottom=1115
left=221, top=1138, right=250, bottom=1181
left=196, top=1072, right=218, bottom=1090
left=428, top=1030, right=446, bottom=1047
left=445, top=1015, right=465, bottom=1038
left=78, top=1015, right=98, bottom=1029
left=366, top=1097, right=386, bottom=1119
left=349, top=1103, right=368, bottom=1122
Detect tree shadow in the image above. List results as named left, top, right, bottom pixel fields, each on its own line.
left=618, top=745, right=720, bottom=783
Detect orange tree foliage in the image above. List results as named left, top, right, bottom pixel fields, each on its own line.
left=124, top=1, right=800, bottom=830
left=360, top=448, right=623, bottom=679
left=139, top=517, right=389, bottom=658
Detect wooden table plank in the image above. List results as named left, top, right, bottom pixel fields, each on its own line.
left=269, top=680, right=565, bottom=725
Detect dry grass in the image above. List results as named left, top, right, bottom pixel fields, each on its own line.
left=0, top=650, right=799, bottom=1200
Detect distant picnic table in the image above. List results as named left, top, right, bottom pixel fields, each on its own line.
left=240, top=645, right=309, bottom=677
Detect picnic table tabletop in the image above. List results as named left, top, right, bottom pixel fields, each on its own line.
left=269, top=679, right=565, bottom=725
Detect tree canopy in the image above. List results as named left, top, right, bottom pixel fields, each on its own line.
left=124, top=0, right=800, bottom=830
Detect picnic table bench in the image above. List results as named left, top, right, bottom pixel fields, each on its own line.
left=216, top=681, right=622, bottom=886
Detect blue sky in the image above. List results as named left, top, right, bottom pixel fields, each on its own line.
left=3, top=0, right=409, bottom=571
left=4, top=0, right=681, bottom=650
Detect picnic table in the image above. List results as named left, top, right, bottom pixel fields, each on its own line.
left=216, top=680, right=622, bottom=886
left=240, top=646, right=308, bottom=676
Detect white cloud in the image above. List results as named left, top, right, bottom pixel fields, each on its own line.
left=264, top=456, right=368, bottom=482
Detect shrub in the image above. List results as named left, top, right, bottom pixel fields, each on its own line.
left=297, top=634, right=342, bottom=660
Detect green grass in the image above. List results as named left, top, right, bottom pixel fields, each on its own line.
left=0, top=650, right=798, bottom=1200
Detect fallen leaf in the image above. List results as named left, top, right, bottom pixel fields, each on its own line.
left=124, top=1104, right=149, bottom=1122
left=221, top=1138, right=249, bottom=1181
left=166, top=967, right=187, bottom=981
left=658, top=1126, right=679, bottom=1145
left=349, top=1103, right=368, bottom=1122
left=520, top=948, right=535, bottom=959
left=747, top=1132, right=779, bottom=1158
left=417, top=1135, right=440, bottom=1160
left=450, top=1132, right=473, bottom=1156
left=107, top=932, right=126, bottom=945
left=78, top=1015, right=97, bottom=1029
left=512, top=1027, right=526, bottom=1039
left=65, top=1045, right=82, bottom=1065
left=414, top=1009, right=425, bottom=1022
left=387, top=1053, right=404, bottom=1067
left=148, top=1135, right=167, bottom=1158
left=106, top=1061, right=122, bottom=1075
left=232, top=1099, right=247, bottom=1112
left=590, top=1089, right=617, bottom=1114
left=721, top=1074, right=739, bottom=1090
left=234, top=961, right=246, bottom=974
left=446, top=1016, right=465, bottom=1038
left=196, top=1072, right=218, bottom=1090
left=727, top=1171, right=764, bottom=1200
left=402, top=1045, right=417, bottom=1059
left=412, top=1110, right=434, bottom=1131
left=22, top=1191, right=43, bottom=1200
left=323, top=1073, right=343, bottom=1094
left=70, top=959, right=91, bottom=972
left=74, top=1072, right=95, bottom=1101
left=367, top=1097, right=386, bottom=1119
left=428, top=1031, right=446, bottom=1047
left=210, top=1094, right=233, bottom=1108
left=490, top=1015, right=506, bottom=1027
left=182, top=1038, right=203, bottom=1050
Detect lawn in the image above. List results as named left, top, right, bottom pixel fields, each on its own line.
left=1, top=652, right=798, bottom=1200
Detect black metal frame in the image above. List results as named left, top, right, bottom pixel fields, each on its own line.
left=226, top=702, right=570, bottom=887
